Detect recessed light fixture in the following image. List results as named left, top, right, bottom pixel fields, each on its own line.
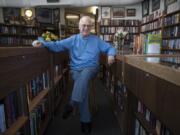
left=66, top=14, right=79, bottom=19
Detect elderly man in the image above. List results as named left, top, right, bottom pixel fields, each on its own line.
left=32, top=15, right=116, bottom=133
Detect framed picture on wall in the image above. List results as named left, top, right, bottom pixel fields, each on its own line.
left=36, top=8, right=53, bottom=24
left=112, top=7, right=125, bottom=18
left=152, top=0, right=160, bottom=12
left=126, top=9, right=136, bottom=16
left=3, top=8, right=20, bottom=23
left=53, top=8, right=60, bottom=23
left=165, top=0, right=177, bottom=6
left=101, top=7, right=111, bottom=19
left=142, top=0, right=149, bottom=16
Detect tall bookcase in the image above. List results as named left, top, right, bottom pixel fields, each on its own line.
left=99, top=19, right=140, bottom=53
left=162, top=10, right=180, bottom=55
left=0, top=47, right=69, bottom=135
left=140, top=9, right=180, bottom=54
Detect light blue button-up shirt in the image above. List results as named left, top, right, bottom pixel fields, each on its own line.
left=41, top=34, right=116, bottom=70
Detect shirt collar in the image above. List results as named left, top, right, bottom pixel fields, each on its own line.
left=79, top=33, right=90, bottom=40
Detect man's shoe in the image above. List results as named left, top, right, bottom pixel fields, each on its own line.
left=81, top=122, right=92, bottom=134
left=62, top=104, right=73, bottom=119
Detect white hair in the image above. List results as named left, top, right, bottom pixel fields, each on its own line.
left=79, top=16, right=93, bottom=27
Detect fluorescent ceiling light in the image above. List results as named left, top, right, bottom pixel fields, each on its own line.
left=66, top=15, right=79, bottom=19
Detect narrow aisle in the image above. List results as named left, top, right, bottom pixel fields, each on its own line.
left=45, top=78, right=121, bottom=135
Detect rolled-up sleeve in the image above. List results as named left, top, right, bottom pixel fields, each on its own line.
left=98, top=38, right=116, bottom=56
left=40, top=36, right=74, bottom=52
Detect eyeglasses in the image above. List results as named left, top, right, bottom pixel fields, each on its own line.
left=81, top=24, right=92, bottom=28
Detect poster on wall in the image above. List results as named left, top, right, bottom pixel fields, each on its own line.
left=145, top=33, right=162, bottom=63
left=53, top=8, right=60, bottom=23
left=152, top=0, right=160, bottom=12
left=142, top=0, right=149, bottom=16
left=112, top=7, right=125, bottom=18
left=126, top=9, right=136, bottom=17
left=165, top=0, right=177, bottom=6
left=146, top=33, right=161, bottom=54
left=101, top=7, right=111, bottom=19
left=36, top=8, right=52, bottom=24
left=3, top=8, right=20, bottom=23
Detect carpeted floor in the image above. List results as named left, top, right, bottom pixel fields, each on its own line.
left=44, top=78, right=122, bottom=135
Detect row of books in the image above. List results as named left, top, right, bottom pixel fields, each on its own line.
left=141, top=20, right=162, bottom=32
left=114, top=80, right=127, bottom=111
left=162, top=50, right=180, bottom=55
left=54, top=64, right=63, bottom=78
left=160, top=57, right=180, bottom=66
left=0, top=104, right=6, bottom=133
left=26, top=71, right=50, bottom=102
left=104, top=69, right=111, bottom=92
left=134, top=118, right=172, bottom=135
left=134, top=119, right=151, bottom=135
left=100, top=26, right=139, bottom=34
left=163, top=26, right=180, bottom=38
left=65, top=27, right=79, bottom=34
left=162, top=39, right=180, bottom=49
left=67, top=20, right=79, bottom=27
left=100, top=35, right=113, bottom=42
left=164, top=13, right=180, bottom=26
left=54, top=82, right=62, bottom=102
left=142, top=9, right=163, bottom=24
left=136, top=100, right=173, bottom=135
left=0, top=26, right=39, bottom=35
left=0, top=87, right=26, bottom=133
left=0, top=23, right=39, bottom=27
left=100, top=19, right=139, bottom=26
left=109, top=73, right=115, bottom=95
left=30, top=98, right=49, bottom=135
left=100, top=34, right=136, bottom=43
left=0, top=37, right=34, bottom=45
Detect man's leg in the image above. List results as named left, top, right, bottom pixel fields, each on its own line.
left=62, top=70, right=81, bottom=119
left=71, top=67, right=98, bottom=104
left=63, top=67, right=98, bottom=121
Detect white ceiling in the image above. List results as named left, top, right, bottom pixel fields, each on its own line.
left=0, top=0, right=143, bottom=7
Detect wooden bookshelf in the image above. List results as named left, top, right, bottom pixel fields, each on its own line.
left=100, top=54, right=180, bottom=135
left=0, top=47, right=69, bottom=135
left=123, top=55, right=180, bottom=135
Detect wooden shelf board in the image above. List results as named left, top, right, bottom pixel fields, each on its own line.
left=29, top=89, right=49, bottom=112
left=135, top=112, right=157, bottom=135
left=63, top=68, right=68, bottom=74
left=4, top=116, right=28, bottom=135
left=54, top=74, right=63, bottom=85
